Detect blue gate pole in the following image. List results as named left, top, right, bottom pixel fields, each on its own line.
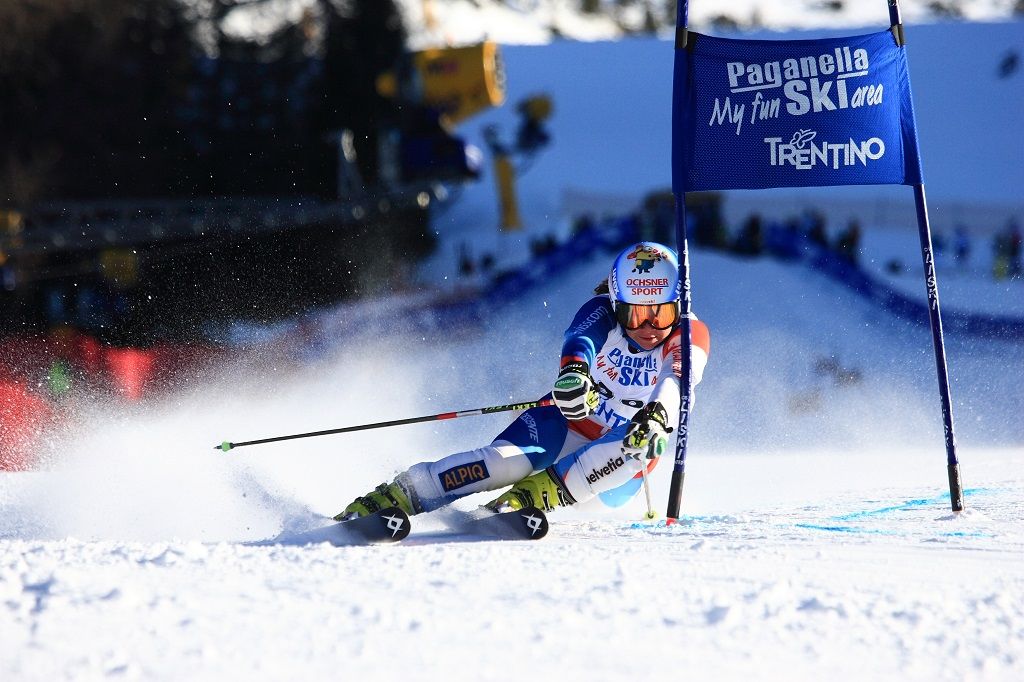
left=667, top=0, right=693, bottom=519
left=914, top=183, right=965, bottom=512
left=889, top=0, right=965, bottom=512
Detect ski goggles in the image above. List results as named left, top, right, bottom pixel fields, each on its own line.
left=615, top=302, right=680, bottom=330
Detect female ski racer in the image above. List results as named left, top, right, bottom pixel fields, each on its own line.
left=336, top=241, right=711, bottom=520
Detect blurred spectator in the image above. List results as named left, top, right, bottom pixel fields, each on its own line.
left=804, top=211, right=828, bottom=248
left=616, top=213, right=641, bottom=245
left=572, top=213, right=595, bottom=237
left=710, top=216, right=732, bottom=251
left=480, top=253, right=495, bottom=274
left=835, top=220, right=862, bottom=264
left=997, top=50, right=1020, bottom=79
left=1008, top=219, right=1022, bottom=279
left=732, top=214, right=764, bottom=256
left=637, top=210, right=658, bottom=243
left=458, top=242, right=475, bottom=277
left=685, top=192, right=727, bottom=249
left=991, top=220, right=1022, bottom=280
left=529, top=234, right=558, bottom=258
left=640, top=192, right=676, bottom=246
left=993, top=229, right=1009, bottom=280
left=954, top=225, right=971, bottom=270
left=764, top=218, right=802, bottom=260
left=630, top=206, right=671, bottom=244
left=933, top=229, right=947, bottom=258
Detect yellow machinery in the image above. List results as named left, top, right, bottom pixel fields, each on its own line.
left=0, top=210, right=23, bottom=267
left=377, top=42, right=506, bottom=126
left=492, top=94, right=553, bottom=231
left=1, top=209, right=22, bottom=235
left=377, top=42, right=553, bottom=232
left=494, top=155, right=522, bottom=231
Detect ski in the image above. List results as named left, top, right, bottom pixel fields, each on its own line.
left=283, top=506, right=547, bottom=546
left=338, top=506, right=411, bottom=544
left=463, top=506, right=549, bottom=540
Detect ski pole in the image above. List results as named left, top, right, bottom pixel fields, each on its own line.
left=215, top=398, right=554, bottom=452
left=640, top=462, right=657, bottom=520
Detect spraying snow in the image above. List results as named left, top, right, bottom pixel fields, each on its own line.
left=3, top=19, right=1024, bottom=681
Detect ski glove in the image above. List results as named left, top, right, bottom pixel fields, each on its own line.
left=621, top=401, right=673, bottom=460
left=552, top=361, right=600, bottom=421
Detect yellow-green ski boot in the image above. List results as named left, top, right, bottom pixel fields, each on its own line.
left=334, top=478, right=420, bottom=521
left=486, top=468, right=575, bottom=513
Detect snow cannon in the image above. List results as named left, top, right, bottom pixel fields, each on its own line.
left=377, top=42, right=506, bottom=126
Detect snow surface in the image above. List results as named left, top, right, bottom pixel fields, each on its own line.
left=3, top=245, right=1023, bottom=680
left=4, top=12, right=1024, bottom=682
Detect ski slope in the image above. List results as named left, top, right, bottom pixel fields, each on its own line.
left=423, top=20, right=1024, bottom=283
left=3, top=15, right=1024, bottom=681
left=2, top=242, right=1023, bottom=680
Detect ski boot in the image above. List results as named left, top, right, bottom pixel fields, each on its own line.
left=334, top=476, right=421, bottom=521
left=486, top=468, right=575, bottom=513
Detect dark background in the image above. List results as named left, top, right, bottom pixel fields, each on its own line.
left=0, top=0, right=447, bottom=343
left=0, top=0, right=406, bottom=206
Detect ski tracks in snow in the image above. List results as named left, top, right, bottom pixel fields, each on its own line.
left=1, top=480, right=1022, bottom=680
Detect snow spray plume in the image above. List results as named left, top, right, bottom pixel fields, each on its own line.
left=694, top=323, right=939, bottom=455
left=0, top=325, right=473, bottom=541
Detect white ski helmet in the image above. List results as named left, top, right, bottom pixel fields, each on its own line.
left=607, top=241, right=680, bottom=308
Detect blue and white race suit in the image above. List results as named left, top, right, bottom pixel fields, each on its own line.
left=404, top=295, right=710, bottom=511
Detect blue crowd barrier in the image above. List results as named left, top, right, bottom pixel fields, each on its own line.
left=771, top=227, right=1024, bottom=342
left=425, top=218, right=636, bottom=328
left=243, top=213, right=1022, bottom=360
left=489, top=218, right=1024, bottom=343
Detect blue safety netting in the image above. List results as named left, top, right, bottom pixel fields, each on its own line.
left=762, top=225, right=1024, bottom=341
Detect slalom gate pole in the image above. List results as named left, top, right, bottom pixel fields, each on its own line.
left=215, top=398, right=554, bottom=452
left=888, top=0, right=965, bottom=512
left=666, top=0, right=695, bottom=521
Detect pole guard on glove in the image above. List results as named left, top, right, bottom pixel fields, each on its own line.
left=552, top=361, right=599, bottom=421
left=621, top=401, right=673, bottom=461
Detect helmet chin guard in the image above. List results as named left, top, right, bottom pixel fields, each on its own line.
left=607, top=242, right=680, bottom=310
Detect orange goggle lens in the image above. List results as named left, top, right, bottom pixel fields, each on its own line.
left=616, top=302, right=680, bottom=330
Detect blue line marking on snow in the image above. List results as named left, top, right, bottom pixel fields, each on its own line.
left=795, top=523, right=992, bottom=538
left=631, top=521, right=994, bottom=538
left=794, top=488, right=998, bottom=537
left=830, top=488, right=992, bottom=521
left=626, top=489, right=1001, bottom=536
left=628, top=520, right=678, bottom=530
left=795, top=523, right=900, bottom=535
